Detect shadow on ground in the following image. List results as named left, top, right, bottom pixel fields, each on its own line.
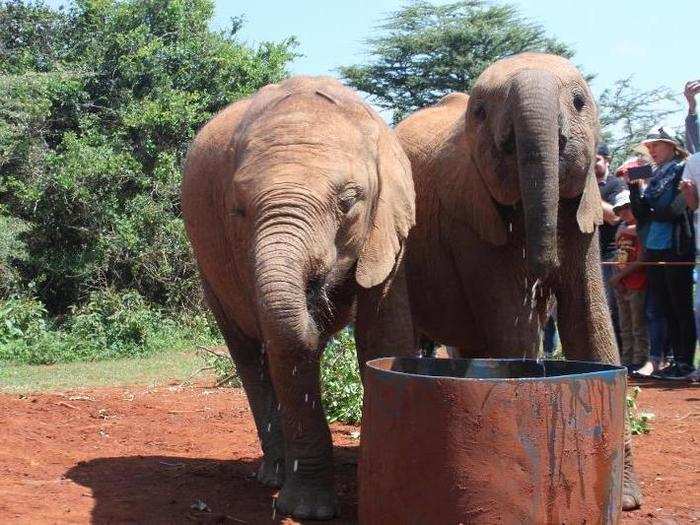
left=66, top=445, right=359, bottom=524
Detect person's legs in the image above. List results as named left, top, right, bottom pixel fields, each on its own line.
left=615, top=289, right=634, bottom=367
left=629, top=289, right=651, bottom=369
left=664, top=264, right=696, bottom=368
left=645, top=269, right=669, bottom=369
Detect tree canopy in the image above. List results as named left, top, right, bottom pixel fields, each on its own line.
left=0, top=0, right=297, bottom=314
left=597, top=77, right=680, bottom=164
left=340, top=0, right=575, bottom=122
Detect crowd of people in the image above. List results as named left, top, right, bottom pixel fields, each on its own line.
left=577, top=81, right=699, bottom=381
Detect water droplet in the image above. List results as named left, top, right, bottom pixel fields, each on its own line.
left=275, top=462, right=279, bottom=473
left=514, top=316, right=519, bottom=325
left=312, top=400, right=316, bottom=409
left=292, top=366, right=297, bottom=376
left=508, top=222, right=513, bottom=232
left=304, top=393, right=308, bottom=403
left=522, top=248, right=526, bottom=259
left=277, top=402, right=281, bottom=411
left=267, top=422, right=271, bottom=432
left=293, top=459, right=298, bottom=472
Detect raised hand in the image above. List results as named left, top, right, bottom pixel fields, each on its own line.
left=685, top=80, right=700, bottom=113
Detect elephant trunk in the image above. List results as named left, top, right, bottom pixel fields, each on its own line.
left=513, top=70, right=560, bottom=279
left=253, top=191, right=324, bottom=351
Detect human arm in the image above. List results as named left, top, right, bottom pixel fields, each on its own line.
left=602, top=201, right=620, bottom=225
left=647, top=167, right=689, bottom=221
left=685, top=81, right=700, bottom=153
left=680, top=179, right=698, bottom=211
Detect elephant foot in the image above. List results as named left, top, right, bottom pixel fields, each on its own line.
left=274, top=478, right=339, bottom=520
left=256, top=457, right=285, bottom=488
left=622, top=468, right=643, bottom=511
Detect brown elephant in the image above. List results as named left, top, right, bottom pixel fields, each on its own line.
left=396, top=53, right=642, bottom=510
left=181, top=76, right=416, bottom=520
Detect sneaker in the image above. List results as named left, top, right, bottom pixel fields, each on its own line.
left=631, top=361, right=654, bottom=377
left=690, top=369, right=700, bottom=383
left=650, top=362, right=695, bottom=380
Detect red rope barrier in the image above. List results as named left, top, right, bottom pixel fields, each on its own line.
left=601, top=261, right=697, bottom=266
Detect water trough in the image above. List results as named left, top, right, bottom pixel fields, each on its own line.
left=359, top=357, right=626, bottom=524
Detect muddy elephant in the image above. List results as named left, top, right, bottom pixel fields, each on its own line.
left=182, top=76, right=416, bottom=520
left=396, top=53, right=642, bottom=510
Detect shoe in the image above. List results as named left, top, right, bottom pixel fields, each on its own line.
left=631, top=361, right=654, bottom=377
left=650, top=362, right=695, bottom=380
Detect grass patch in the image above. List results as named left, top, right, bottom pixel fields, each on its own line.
left=0, top=349, right=209, bottom=393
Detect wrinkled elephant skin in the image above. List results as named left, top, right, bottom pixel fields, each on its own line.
left=182, top=76, right=416, bottom=520
left=396, top=53, right=642, bottom=511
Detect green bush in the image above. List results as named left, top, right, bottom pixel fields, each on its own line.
left=320, top=329, right=363, bottom=424
left=0, top=290, right=222, bottom=364
left=207, top=329, right=363, bottom=425
left=0, top=0, right=296, bottom=364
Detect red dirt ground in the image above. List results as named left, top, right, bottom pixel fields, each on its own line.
left=0, top=380, right=697, bottom=524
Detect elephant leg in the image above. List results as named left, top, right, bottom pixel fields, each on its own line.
left=355, top=257, right=418, bottom=381
left=554, top=214, right=642, bottom=511
left=266, top=344, right=337, bottom=520
left=202, top=280, right=285, bottom=487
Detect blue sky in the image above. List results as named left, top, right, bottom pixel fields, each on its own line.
left=215, top=0, right=698, bottom=126
left=45, top=0, right=697, bottom=126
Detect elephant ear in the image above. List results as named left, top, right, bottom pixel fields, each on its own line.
left=435, top=132, right=508, bottom=246
left=576, top=165, right=604, bottom=233
left=356, top=130, right=416, bottom=289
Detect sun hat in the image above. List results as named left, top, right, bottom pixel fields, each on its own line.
left=640, top=126, right=688, bottom=159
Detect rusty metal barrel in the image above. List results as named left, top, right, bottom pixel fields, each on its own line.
left=359, top=357, right=626, bottom=524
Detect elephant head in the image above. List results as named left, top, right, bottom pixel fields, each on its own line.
left=439, top=53, right=602, bottom=278
left=227, top=77, right=414, bottom=351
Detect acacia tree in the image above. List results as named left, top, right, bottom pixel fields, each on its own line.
left=340, top=0, right=574, bottom=122
left=597, top=77, right=680, bottom=164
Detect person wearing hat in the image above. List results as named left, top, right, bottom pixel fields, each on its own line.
left=608, top=190, right=653, bottom=376
left=596, top=143, right=626, bottom=349
left=630, top=127, right=696, bottom=380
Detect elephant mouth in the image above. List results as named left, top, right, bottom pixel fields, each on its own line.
left=306, top=274, right=333, bottom=331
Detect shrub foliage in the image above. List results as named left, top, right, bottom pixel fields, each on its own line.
left=1, top=0, right=297, bottom=361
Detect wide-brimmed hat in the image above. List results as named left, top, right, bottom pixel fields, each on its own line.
left=640, top=127, right=688, bottom=159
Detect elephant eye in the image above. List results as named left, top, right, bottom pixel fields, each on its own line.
left=573, top=93, right=586, bottom=112
left=230, top=206, right=246, bottom=218
left=338, top=186, right=364, bottom=214
left=473, top=103, right=486, bottom=122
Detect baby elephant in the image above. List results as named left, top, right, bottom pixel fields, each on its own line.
left=182, top=76, right=416, bottom=519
